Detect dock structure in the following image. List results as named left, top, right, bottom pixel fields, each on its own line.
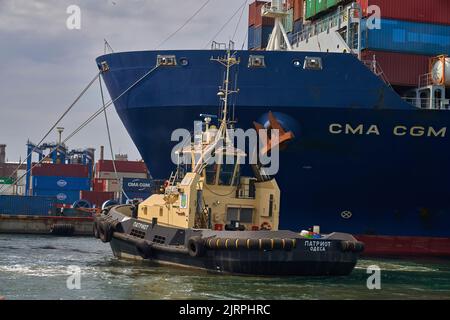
left=0, top=215, right=94, bottom=236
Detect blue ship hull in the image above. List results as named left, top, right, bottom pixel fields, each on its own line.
left=97, top=50, right=450, bottom=256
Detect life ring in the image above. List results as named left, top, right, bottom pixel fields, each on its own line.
left=164, top=180, right=170, bottom=188
left=187, top=236, right=205, bottom=257
left=260, top=222, right=272, bottom=231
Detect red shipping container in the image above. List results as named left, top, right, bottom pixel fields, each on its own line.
left=293, top=0, right=304, bottom=21
left=361, top=50, right=431, bottom=87
left=93, top=178, right=105, bottom=192
left=248, top=1, right=274, bottom=27
left=80, top=191, right=115, bottom=208
left=32, top=163, right=89, bottom=178
left=96, top=160, right=148, bottom=174
left=357, top=0, right=450, bottom=26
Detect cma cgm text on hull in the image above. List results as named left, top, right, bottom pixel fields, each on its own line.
left=329, top=124, right=447, bottom=138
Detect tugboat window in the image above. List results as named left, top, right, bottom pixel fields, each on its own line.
left=227, top=207, right=239, bottom=221
left=240, top=208, right=253, bottom=223
left=226, top=207, right=253, bottom=224
left=218, top=162, right=235, bottom=186
left=232, top=164, right=240, bottom=186
left=205, top=164, right=217, bottom=185
left=269, top=194, right=274, bottom=217
left=293, top=60, right=301, bottom=67
left=218, top=155, right=238, bottom=186
left=304, top=57, right=323, bottom=70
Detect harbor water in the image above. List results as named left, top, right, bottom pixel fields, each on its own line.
left=0, top=235, right=449, bottom=300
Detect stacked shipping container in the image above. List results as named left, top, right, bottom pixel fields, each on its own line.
left=305, top=0, right=346, bottom=20
left=357, top=0, right=450, bottom=26
left=0, top=195, right=55, bottom=216
left=248, top=0, right=304, bottom=49
left=120, top=178, right=154, bottom=204
left=361, top=19, right=450, bottom=57
left=95, top=160, right=148, bottom=174
left=248, top=1, right=274, bottom=50
left=80, top=191, right=115, bottom=208
left=0, top=177, right=14, bottom=195
left=291, top=0, right=304, bottom=36
left=357, top=0, right=450, bottom=88
left=90, top=159, right=149, bottom=204
left=31, top=163, right=90, bottom=177
left=361, top=50, right=430, bottom=87
left=31, top=163, right=91, bottom=205
left=298, top=0, right=450, bottom=87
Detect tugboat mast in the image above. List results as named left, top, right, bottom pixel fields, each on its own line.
left=210, top=48, right=240, bottom=140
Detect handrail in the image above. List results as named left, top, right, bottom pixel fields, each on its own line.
left=361, top=58, right=391, bottom=88
left=401, top=97, right=450, bottom=110
left=291, top=9, right=349, bottom=46
left=418, top=73, right=435, bottom=88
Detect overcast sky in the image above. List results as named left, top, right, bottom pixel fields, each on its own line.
left=0, top=0, right=249, bottom=163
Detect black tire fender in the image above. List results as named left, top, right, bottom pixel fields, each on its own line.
left=187, top=236, right=205, bottom=257
left=93, top=221, right=100, bottom=239
left=99, top=221, right=113, bottom=243
left=340, top=241, right=350, bottom=252
left=353, top=241, right=365, bottom=253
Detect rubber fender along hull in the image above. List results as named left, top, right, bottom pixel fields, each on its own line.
left=110, top=236, right=358, bottom=276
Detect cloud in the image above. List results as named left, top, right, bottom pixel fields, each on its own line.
left=0, top=0, right=249, bottom=164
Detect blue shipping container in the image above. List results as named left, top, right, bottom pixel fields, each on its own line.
left=248, top=25, right=272, bottom=49
left=253, top=25, right=273, bottom=49
left=293, top=19, right=303, bottom=35
left=33, top=190, right=80, bottom=204
left=0, top=195, right=56, bottom=216
left=122, top=178, right=153, bottom=193
left=362, top=19, right=450, bottom=56
left=33, top=176, right=91, bottom=191
left=248, top=26, right=256, bottom=49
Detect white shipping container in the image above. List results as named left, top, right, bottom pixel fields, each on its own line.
left=0, top=184, right=15, bottom=195
left=16, top=170, right=27, bottom=186
left=103, top=179, right=120, bottom=192
left=96, top=172, right=148, bottom=180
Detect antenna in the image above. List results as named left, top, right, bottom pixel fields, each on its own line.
left=210, top=47, right=240, bottom=139
left=191, top=48, right=241, bottom=175
left=56, top=127, right=64, bottom=145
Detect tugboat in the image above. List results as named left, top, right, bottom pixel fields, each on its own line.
left=94, top=49, right=364, bottom=276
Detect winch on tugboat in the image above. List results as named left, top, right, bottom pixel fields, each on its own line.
left=94, top=48, right=364, bottom=276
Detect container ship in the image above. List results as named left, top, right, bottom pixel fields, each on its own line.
left=95, top=0, right=450, bottom=256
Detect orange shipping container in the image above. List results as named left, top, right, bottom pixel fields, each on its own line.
left=293, top=0, right=304, bottom=21
left=248, top=1, right=274, bottom=27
